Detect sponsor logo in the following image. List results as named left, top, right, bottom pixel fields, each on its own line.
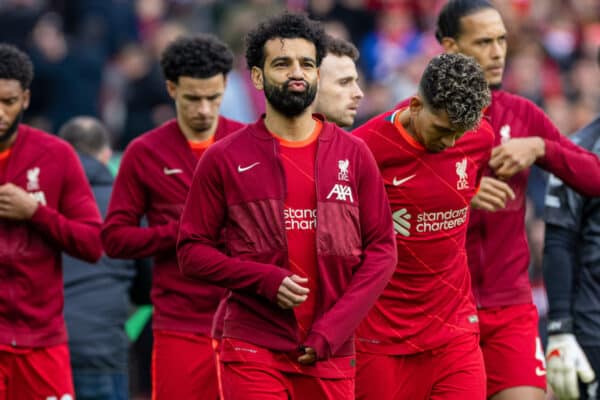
left=326, top=184, right=354, bottom=203
left=27, top=167, right=40, bottom=191
left=456, top=158, right=469, bottom=190
left=338, top=159, right=350, bottom=181
left=392, top=208, right=411, bottom=237
left=284, top=208, right=317, bottom=231
left=392, top=174, right=416, bottom=186
left=393, top=207, right=468, bottom=237
left=500, top=124, right=511, bottom=144
left=163, top=167, right=183, bottom=175
left=237, top=162, right=260, bottom=173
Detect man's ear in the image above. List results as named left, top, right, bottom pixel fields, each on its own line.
left=22, top=89, right=31, bottom=110
left=166, top=80, right=177, bottom=100
left=441, top=37, right=460, bottom=54
left=408, top=95, right=423, bottom=115
left=251, top=66, right=264, bottom=90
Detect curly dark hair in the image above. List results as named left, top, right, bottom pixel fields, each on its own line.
left=435, top=0, right=495, bottom=43
left=245, top=13, right=327, bottom=69
left=160, top=34, right=233, bottom=83
left=0, top=43, right=34, bottom=89
left=325, top=35, right=360, bottom=62
left=419, top=53, right=491, bottom=132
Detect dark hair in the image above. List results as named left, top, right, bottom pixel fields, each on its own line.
left=435, top=0, right=495, bottom=43
left=325, top=35, right=360, bottom=62
left=419, top=53, right=491, bottom=132
left=160, top=34, right=234, bottom=83
left=0, top=43, right=34, bottom=90
left=245, top=13, right=327, bottom=69
left=59, top=116, right=110, bottom=157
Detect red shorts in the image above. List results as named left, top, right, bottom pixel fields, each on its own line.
left=152, top=330, right=219, bottom=400
left=356, top=333, right=485, bottom=400
left=221, top=361, right=354, bottom=400
left=0, top=344, right=74, bottom=400
left=479, top=303, right=546, bottom=396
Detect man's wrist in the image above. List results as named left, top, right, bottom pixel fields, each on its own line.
left=547, top=318, right=573, bottom=335
left=535, top=137, right=546, bottom=158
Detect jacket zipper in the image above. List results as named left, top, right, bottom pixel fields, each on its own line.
left=273, top=138, right=289, bottom=268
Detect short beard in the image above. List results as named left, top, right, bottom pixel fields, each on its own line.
left=0, top=110, right=23, bottom=143
left=489, top=82, right=502, bottom=91
left=263, top=75, right=317, bottom=117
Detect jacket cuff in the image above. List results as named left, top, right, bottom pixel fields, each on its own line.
left=540, top=138, right=556, bottom=165
left=262, top=268, right=292, bottom=303
left=304, top=331, right=331, bottom=361
left=29, top=204, right=54, bottom=228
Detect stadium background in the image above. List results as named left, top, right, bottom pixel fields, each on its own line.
left=1, top=0, right=598, bottom=398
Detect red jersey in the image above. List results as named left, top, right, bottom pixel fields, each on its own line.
left=353, top=110, right=494, bottom=354
left=278, top=122, right=321, bottom=338
left=0, top=125, right=102, bottom=348
left=102, top=117, right=244, bottom=334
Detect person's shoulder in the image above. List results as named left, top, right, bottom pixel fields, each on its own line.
left=124, top=119, right=179, bottom=154
left=493, top=90, right=543, bottom=116
left=352, top=109, right=396, bottom=138
left=218, top=115, right=246, bottom=133
left=24, top=125, right=76, bottom=154
left=571, top=115, right=600, bottom=153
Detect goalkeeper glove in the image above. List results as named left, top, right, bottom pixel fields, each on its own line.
left=546, top=332, right=596, bottom=400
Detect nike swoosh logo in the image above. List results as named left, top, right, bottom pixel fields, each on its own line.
left=163, top=167, right=183, bottom=175
left=393, top=174, right=416, bottom=186
left=237, top=162, right=260, bottom=173
left=535, top=367, right=546, bottom=376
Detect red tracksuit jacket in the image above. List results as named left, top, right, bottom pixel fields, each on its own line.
left=177, top=115, right=397, bottom=360
left=102, top=117, right=244, bottom=333
left=0, top=125, right=102, bottom=348
left=469, top=90, right=600, bottom=307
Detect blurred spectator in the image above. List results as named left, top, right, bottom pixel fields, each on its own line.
left=28, top=13, right=105, bottom=132
left=59, top=116, right=143, bottom=400
left=360, top=5, right=424, bottom=82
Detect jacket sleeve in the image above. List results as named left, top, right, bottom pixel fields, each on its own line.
left=304, top=142, right=397, bottom=359
left=177, top=145, right=290, bottom=301
left=531, top=105, right=600, bottom=197
left=29, top=145, right=102, bottom=262
left=101, top=143, right=178, bottom=258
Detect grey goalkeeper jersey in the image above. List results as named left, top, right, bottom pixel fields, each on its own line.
left=544, top=116, right=600, bottom=345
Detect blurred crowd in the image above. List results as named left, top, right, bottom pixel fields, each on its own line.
left=1, top=0, right=599, bottom=397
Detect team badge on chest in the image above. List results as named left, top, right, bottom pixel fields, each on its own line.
left=456, top=158, right=469, bottom=190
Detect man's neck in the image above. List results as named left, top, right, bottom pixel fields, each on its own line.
left=399, top=108, right=419, bottom=141
left=264, top=104, right=315, bottom=142
left=0, top=131, right=18, bottom=152
left=178, top=119, right=217, bottom=142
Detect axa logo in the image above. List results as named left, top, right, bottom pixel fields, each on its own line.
left=392, top=208, right=411, bottom=237
left=326, top=184, right=354, bottom=203
left=456, top=158, right=469, bottom=190
left=500, top=124, right=511, bottom=144
left=27, top=167, right=40, bottom=191
left=338, top=159, right=349, bottom=181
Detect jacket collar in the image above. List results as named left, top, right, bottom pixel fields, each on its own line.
left=249, top=113, right=336, bottom=142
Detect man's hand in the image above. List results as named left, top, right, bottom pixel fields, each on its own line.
left=277, top=274, right=309, bottom=309
left=470, top=177, right=515, bottom=211
left=546, top=333, right=596, bottom=399
left=0, top=183, right=39, bottom=220
left=489, top=137, right=545, bottom=180
left=298, top=346, right=317, bottom=365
